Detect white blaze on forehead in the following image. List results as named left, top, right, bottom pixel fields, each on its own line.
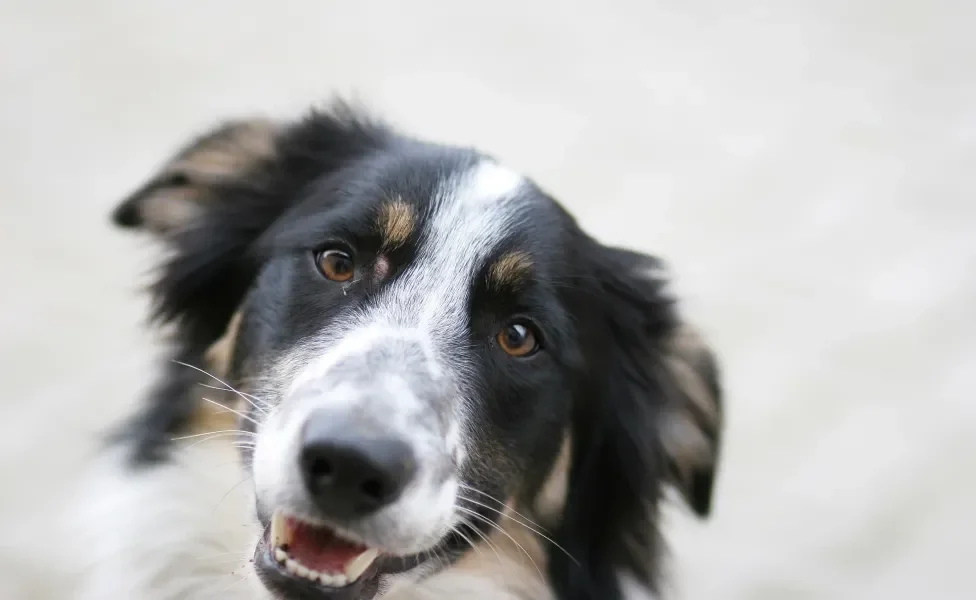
left=253, top=161, right=527, bottom=545
left=364, top=159, right=528, bottom=467
left=373, top=160, right=528, bottom=338
left=458, top=160, right=527, bottom=206
left=288, top=160, right=528, bottom=388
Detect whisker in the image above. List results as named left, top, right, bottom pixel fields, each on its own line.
left=455, top=514, right=502, bottom=565
left=213, top=476, right=253, bottom=513
left=184, top=435, right=249, bottom=452
left=181, top=431, right=258, bottom=452
left=199, top=382, right=267, bottom=404
left=172, top=430, right=257, bottom=441
left=456, top=495, right=579, bottom=566
left=455, top=506, right=544, bottom=583
left=458, top=484, right=552, bottom=533
left=199, top=397, right=261, bottom=427
left=429, top=545, right=449, bottom=572
left=422, top=547, right=442, bottom=574
left=198, top=383, right=272, bottom=413
left=448, top=523, right=484, bottom=559
left=196, top=383, right=270, bottom=417
left=174, top=360, right=269, bottom=416
left=175, top=433, right=256, bottom=451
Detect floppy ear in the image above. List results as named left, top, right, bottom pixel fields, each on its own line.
left=111, top=103, right=390, bottom=461
left=549, top=242, right=723, bottom=600
left=658, top=323, right=722, bottom=516
left=112, top=119, right=280, bottom=235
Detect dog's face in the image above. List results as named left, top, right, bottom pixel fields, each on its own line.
left=242, top=152, right=584, bottom=598
left=114, top=105, right=723, bottom=600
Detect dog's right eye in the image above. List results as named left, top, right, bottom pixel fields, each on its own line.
left=496, top=321, right=541, bottom=358
left=315, top=249, right=355, bottom=282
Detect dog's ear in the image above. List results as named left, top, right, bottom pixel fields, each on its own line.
left=658, top=323, right=722, bottom=516
left=112, top=104, right=389, bottom=461
left=550, top=242, right=723, bottom=600
left=112, top=119, right=280, bottom=235
left=113, top=104, right=388, bottom=343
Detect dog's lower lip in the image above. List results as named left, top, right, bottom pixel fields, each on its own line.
left=254, top=511, right=447, bottom=598
left=255, top=537, right=379, bottom=600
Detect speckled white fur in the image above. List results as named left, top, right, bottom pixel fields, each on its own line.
left=253, top=160, right=528, bottom=555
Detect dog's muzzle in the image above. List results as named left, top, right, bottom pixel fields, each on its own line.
left=251, top=330, right=462, bottom=597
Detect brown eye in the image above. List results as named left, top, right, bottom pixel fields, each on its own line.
left=497, top=322, right=540, bottom=357
left=315, top=249, right=355, bottom=282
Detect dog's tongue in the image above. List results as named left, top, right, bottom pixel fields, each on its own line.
left=286, top=517, right=369, bottom=574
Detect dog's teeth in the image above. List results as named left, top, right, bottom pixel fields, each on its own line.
left=285, top=559, right=299, bottom=575
left=268, top=514, right=374, bottom=587
left=270, top=511, right=288, bottom=548
left=343, top=548, right=379, bottom=582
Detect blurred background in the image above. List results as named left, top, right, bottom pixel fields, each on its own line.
left=1, top=1, right=974, bottom=599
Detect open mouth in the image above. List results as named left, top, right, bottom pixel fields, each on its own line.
left=254, top=509, right=470, bottom=598
left=256, top=510, right=383, bottom=598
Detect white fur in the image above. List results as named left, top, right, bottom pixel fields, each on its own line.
left=71, top=160, right=654, bottom=598
left=72, top=437, right=652, bottom=600
left=70, top=440, right=266, bottom=600
left=287, top=160, right=527, bottom=388
left=377, top=160, right=526, bottom=341
left=71, top=439, right=540, bottom=600
left=253, top=160, right=529, bottom=555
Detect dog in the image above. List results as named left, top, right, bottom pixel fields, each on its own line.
left=73, top=101, right=723, bottom=600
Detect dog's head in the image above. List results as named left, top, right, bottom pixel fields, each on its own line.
left=115, top=103, right=722, bottom=600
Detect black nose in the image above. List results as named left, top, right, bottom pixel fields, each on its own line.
left=299, top=411, right=417, bottom=520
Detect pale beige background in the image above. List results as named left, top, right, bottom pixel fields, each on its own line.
left=2, top=1, right=975, bottom=599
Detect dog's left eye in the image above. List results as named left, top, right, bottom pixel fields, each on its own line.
left=315, top=248, right=355, bottom=282
left=496, top=322, right=541, bottom=357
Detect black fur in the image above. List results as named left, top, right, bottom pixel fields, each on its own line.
left=551, top=241, right=678, bottom=600
left=116, top=104, right=393, bottom=461
left=112, top=100, right=722, bottom=599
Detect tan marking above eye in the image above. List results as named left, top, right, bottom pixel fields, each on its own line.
left=488, top=251, right=533, bottom=289
left=377, top=200, right=415, bottom=249
left=497, top=322, right=539, bottom=357
left=316, top=249, right=355, bottom=282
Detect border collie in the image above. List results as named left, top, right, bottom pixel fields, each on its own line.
left=74, top=101, right=723, bottom=600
